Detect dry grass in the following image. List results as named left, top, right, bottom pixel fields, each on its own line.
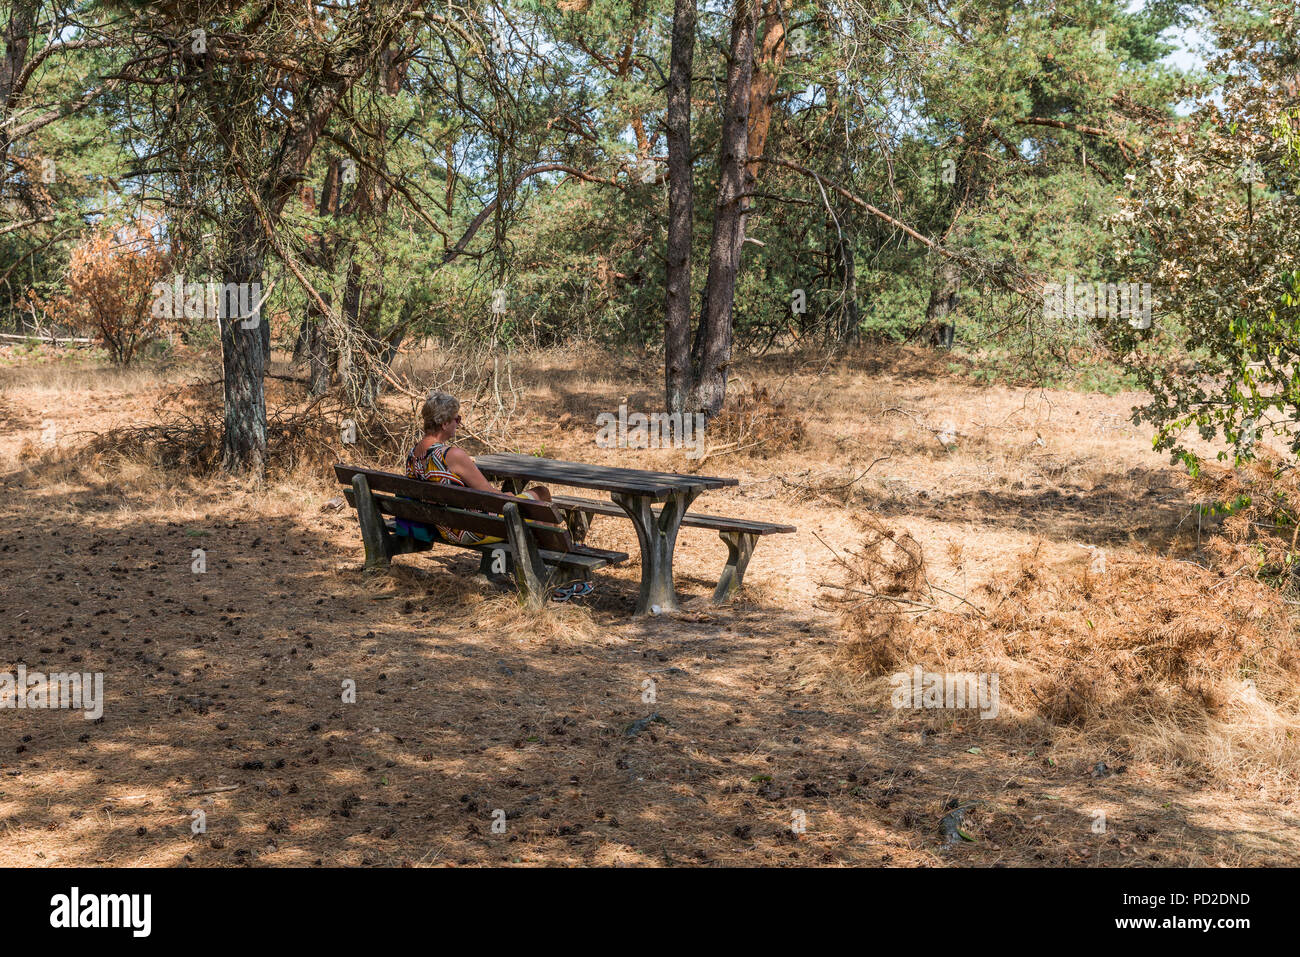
left=830, top=525, right=1300, bottom=801
left=3, top=340, right=1300, bottom=866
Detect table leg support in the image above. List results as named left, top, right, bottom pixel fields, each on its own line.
left=613, top=489, right=697, bottom=615
left=712, top=531, right=757, bottom=603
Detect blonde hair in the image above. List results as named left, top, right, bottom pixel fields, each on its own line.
left=421, top=391, right=460, bottom=432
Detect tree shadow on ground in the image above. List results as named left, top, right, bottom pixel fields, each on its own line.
left=0, top=463, right=1288, bottom=867
left=868, top=466, right=1205, bottom=551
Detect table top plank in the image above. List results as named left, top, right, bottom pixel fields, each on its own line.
left=474, top=453, right=738, bottom=498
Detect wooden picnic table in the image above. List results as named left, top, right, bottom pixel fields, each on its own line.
left=474, top=453, right=738, bottom=615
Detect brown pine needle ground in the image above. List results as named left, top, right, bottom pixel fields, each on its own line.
left=1, top=341, right=1298, bottom=866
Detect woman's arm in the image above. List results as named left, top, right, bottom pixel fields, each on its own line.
left=444, top=446, right=499, bottom=493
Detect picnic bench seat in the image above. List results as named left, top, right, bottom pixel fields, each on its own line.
left=334, top=465, right=627, bottom=607
left=547, top=494, right=795, bottom=603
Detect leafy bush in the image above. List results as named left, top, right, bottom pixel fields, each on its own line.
left=1106, top=5, right=1300, bottom=464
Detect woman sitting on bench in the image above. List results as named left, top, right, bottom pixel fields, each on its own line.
left=406, top=392, right=592, bottom=602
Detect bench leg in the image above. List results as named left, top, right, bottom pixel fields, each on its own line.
left=352, top=474, right=391, bottom=571
left=712, top=531, right=757, bottom=603
left=503, top=502, right=551, bottom=609
left=613, top=488, right=697, bottom=615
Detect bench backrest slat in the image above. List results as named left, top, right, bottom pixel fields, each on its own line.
left=343, top=488, right=574, bottom=552
left=335, top=464, right=562, bottom=524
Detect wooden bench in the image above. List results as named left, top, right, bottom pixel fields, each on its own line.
left=547, top=494, right=795, bottom=603
left=334, top=465, right=628, bottom=607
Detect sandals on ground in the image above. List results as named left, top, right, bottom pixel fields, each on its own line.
left=551, top=580, right=596, bottom=603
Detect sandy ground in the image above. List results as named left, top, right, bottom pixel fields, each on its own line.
left=0, top=342, right=1296, bottom=866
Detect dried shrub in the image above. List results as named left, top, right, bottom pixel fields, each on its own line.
left=1186, top=452, right=1300, bottom=590
left=707, top=382, right=805, bottom=452
left=50, top=225, right=172, bottom=365
left=831, top=522, right=1300, bottom=793
left=827, top=516, right=927, bottom=673
left=82, top=380, right=407, bottom=479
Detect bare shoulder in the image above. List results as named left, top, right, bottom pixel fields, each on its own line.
left=444, top=445, right=474, bottom=466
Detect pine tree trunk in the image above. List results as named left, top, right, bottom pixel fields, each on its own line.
left=0, top=1, right=36, bottom=179
left=298, top=159, right=343, bottom=397
left=303, top=313, right=331, bottom=396
left=839, top=231, right=860, bottom=344
left=340, top=257, right=365, bottom=400
left=690, top=0, right=756, bottom=419
left=664, top=0, right=697, bottom=415
left=925, top=257, right=960, bottom=348
left=220, top=217, right=268, bottom=475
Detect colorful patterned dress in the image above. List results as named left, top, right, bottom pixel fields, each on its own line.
left=402, top=442, right=501, bottom=545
